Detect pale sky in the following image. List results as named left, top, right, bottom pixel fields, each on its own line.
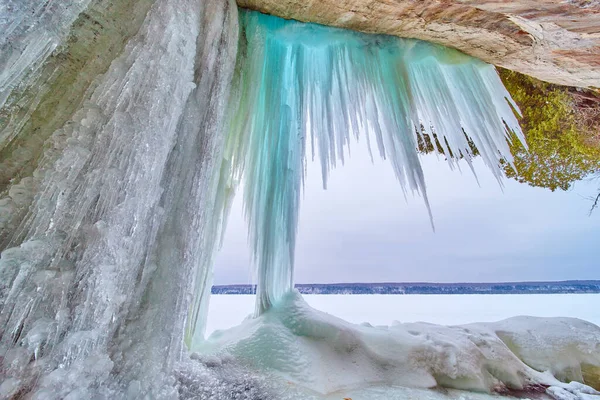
left=213, top=136, right=600, bottom=284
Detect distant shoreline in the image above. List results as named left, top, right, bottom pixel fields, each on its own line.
left=212, top=280, right=600, bottom=295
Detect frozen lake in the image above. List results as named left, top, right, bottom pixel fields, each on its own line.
left=205, top=293, right=600, bottom=336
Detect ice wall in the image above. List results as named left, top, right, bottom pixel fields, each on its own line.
left=0, top=0, right=238, bottom=397
left=0, top=0, right=156, bottom=245
left=226, top=11, right=525, bottom=315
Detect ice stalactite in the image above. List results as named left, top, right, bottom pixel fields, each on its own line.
left=0, top=0, right=238, bottom=397
left=225, top=10, right=525, bottom=316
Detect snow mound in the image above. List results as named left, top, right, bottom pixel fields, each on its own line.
left=197, top=291, right=600, bottom=398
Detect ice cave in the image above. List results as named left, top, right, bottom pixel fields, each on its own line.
left=0, top=1, right=599, bottom=399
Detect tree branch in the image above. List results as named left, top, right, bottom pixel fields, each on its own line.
left=589, top=190, right=600, bottom=216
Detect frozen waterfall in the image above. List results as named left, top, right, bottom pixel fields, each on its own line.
left=1, top=0, right=238, bottom=397
left=0, top=1, right=531, bottom=398
left=224, top=10, right=524, bottom=315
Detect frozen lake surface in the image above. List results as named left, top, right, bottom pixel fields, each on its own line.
left=205, top=293, right=600, bottom=336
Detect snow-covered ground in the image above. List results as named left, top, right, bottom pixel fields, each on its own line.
left=205, top=294, right=600, bottom=336
left=199, top=292, right=600, bottom=399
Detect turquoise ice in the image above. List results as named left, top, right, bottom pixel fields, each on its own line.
left=224, top=10, right=524, bottom=316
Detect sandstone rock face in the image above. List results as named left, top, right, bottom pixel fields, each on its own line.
left=237, top=0, right=600, bottom=88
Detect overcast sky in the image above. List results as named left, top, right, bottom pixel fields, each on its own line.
left=213, top=137, right=600, bottom=284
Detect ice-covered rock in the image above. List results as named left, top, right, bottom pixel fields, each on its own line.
left=236, top=0, right=600, bottom=88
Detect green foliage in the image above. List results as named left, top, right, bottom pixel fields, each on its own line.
left=499, top=69, right=600, bottom=191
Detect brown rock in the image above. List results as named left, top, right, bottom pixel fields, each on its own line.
left=237, top=0, right=600, bottom=88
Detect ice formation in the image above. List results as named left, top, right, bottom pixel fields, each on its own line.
left=0, top=0, right=238, bottom=396
left=0, top=1, right=596, bottom=399
left=200, top=291, right=600, bottom=399
left=225, top=11, right=524, bottom=315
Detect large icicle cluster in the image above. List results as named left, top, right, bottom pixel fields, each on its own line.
left=225, top=11, right=525, bottom=315
left=0, top=0, right=238, bottom=397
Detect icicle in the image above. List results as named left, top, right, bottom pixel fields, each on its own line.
left=0, top=0, right=92, bottom=111
left=226, top=10, right=524, bottom=315
left=0, top=0, right=156, bottom=247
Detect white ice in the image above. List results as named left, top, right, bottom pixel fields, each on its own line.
left=198, top=291, right=600, bottom=399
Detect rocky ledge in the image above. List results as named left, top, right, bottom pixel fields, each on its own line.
left=237, top=0, right=600, bottom=88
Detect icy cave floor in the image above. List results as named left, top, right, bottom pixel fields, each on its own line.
left=176, top=359, right=595, bottom=400
left=177, top=358, right=600, bottom=400
left=190, top=291, right=600, bottom=400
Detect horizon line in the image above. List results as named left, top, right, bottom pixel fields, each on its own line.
left=213, top=279, right=600, bottom=287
